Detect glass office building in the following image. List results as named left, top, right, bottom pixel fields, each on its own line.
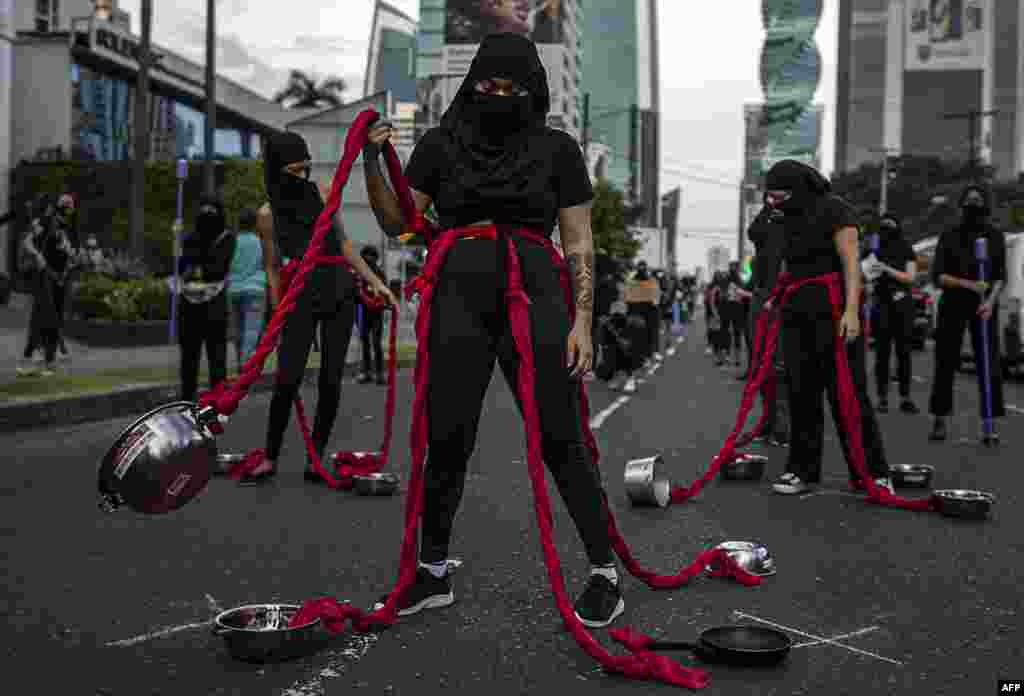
left=365, top=1, right=418, bottom=104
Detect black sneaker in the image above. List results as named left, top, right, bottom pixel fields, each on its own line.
left=928, top=417, right=947, bottom=442
left=573, top=574, right=624, bottom=629
left=375, top=373, right=386, bottom=386
left=372, top=566, right=454, bottom=616
left=876, top=398, right=889, bottom=413
left=357, top=373, right=372, bottom=384
left=900, top=399, right=919, bottom=414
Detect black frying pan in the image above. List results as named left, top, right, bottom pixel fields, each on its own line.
left=647, top=625, right=792, bottom=667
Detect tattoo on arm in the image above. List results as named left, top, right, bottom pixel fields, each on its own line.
left=567, top=251, right=594, bottom=313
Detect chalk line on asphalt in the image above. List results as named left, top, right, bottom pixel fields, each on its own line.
left=913, top=376, right=927, bottom=384
left=733, top=611, right=903, bottom=666
left=106, top=621, right=211, bottom=647
left=791, top=626, right=880, bottom=648
left=281, top=633, right=379, bottom=696
left=589, top=396, right=630, bottom=430
left=1007, top=404, right=1024, bottom=415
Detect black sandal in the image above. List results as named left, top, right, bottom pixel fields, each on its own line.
left=237, top=468, right=277, bottom=486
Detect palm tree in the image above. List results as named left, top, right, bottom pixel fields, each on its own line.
left=273, top=70, right=348, bottom=110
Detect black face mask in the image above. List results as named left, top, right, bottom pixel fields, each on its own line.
left=468, top=93, right=533, bottom=135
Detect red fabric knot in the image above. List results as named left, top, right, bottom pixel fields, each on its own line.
left=227, top=449, right=266, bottom=480
left=405, top=273, right=433, bottom=300
left=609, top=626, right=712, bottom=689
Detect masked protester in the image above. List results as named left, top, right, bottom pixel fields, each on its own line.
left=240, top=132, right=397, bottom=486
left=867, top=214, right=919, bottom=414
left=746, top=206, right=790, bottom=445
left=363, top=33, right=623, bottom=628
left=927, top=185, right=1007, bottom=442
left=176, top=195, right=234, bottom=403
left=762, top=160, right=893, bottom=496
left=357, top=245, right=387, bottom=385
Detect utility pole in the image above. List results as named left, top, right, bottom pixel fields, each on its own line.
left=629, top=103, right=638, bottom=206
left=129, top=0, right=153, bottom=260
left=204, top=0, right=217, bottom=196
left=870, top=146, right=897, bottom=215
left=942, top=109, right=998, bottom=181
left=581, top=92, right=590, bottom=170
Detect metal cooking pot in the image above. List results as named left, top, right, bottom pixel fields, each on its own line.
left=721, top=453, right=767, bottom=482
left=97, top=401, right=220, bottom=514
left=624, top=455, right=671, bottom=507
left=888, top=464, right=934, bottom=489
left=647, top=625, right=792, bottom=667
left=931, top=489, right=994, bottom=520
left=353, top=472, right=400, bottom=496
left=705, top=541, right=775, bottom=577
left=212, top=604, right=322, bottom=663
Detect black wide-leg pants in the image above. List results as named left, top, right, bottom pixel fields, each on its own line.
left=750, top=294, right=789, bottom=440
left=179, top=301, right=228, bottom=403
left=783, top=288, right=888, bottom=482
left=420, top=237, right=613, bottom=567
left=873, top=295, right=915, bottom=399
left=928, top=295, right=1004, bottom=419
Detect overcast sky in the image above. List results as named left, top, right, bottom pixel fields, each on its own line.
left=118, top=0, right=837, bottom=271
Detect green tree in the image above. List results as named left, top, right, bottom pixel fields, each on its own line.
left=591, top=178, right=642, bottom=261
left=273, top=70, right=348, bottom=110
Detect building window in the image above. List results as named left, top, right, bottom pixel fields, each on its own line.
left=36, top=0, right=59, bottom=32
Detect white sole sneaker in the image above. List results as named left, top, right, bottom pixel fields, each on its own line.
left=575, top=597, right=625, bottom=629
left=373, top=591, right=455, bottom=616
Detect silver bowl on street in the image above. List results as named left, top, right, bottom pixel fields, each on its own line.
left=624, top=455, right=672, bottom=508
left=888, top=464, right=934, bottom=489
left=353, top=472, right=400, bottom=496
left=212, top=604, right=322, bottom=663
left=97, top=401, right=218, bottom=514
left=931, top=489, right=994, bottom=520
left=721, top=453, right=768, bottom=482
left=705, top=541, right=776, bottom=577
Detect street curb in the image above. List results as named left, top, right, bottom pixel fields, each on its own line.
left=0, top=360, right=384, bottom=435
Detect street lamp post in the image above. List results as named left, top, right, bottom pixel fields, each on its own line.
left=129, top=0, right=152, bottom=260
left=203, top=0, right=216, bottom=197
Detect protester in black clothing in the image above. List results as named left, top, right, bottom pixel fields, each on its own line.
left=708, top=270, right=732, bottom=365
left=363, top=33, right=623, bottom=628
left=358, top=245, right=388, bottom=385
left=17, top=195, right=73, bottom=376
left=722, top=261, right=750, bottom=367
left=627, top=260, right=661, bottom=362
left=745, top=207, right=790, bottom=444
left=239, top=132, right=396, bottom=485
left=927, top=185, right=1007, bottom=442
left=866, top=214, right=919, bottom=414
left=176, top=195, right=234, bottom=403
left=761, top=160, right=892, bottom=496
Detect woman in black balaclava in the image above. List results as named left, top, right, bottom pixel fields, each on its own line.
left=238, top=131, right=396, bottom=485
left=926, top=184, right=1007, bottom=443
left=867, top=214, right=919, bottom=414
left=762, top=160, right=893, bottom=496
left=362, top=33, right=622, bottom=629
left=177, top=194, right=234, bottom=403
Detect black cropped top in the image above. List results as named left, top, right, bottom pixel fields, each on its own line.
left=403, top=127, right=594, bottom=236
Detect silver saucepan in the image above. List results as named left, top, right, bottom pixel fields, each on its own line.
left=624, top=455, right=672, bottom=508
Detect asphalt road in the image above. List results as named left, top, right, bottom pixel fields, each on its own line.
left=2, top=326, right=1022, bottom=695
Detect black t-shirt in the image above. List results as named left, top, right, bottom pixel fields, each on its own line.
left=403, top=127, right=594, bottom=236
left=781, top=194, right=860, bottom=280
left=870, top=236, right=916, bottom=303
left=931, top=223, right=1007, bottom=302
left=747, top=207, right=784, bottom=296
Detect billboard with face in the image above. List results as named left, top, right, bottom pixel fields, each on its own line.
left=906, top=0, right=988, bottom=71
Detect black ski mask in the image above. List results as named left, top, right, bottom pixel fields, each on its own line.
left=193, top=194, right=226, bottom=249
left=764, top=159, right=832, bottom=217
left=958, top=185, right=991, bottom=227
left=263, top=131, right=331, bottom=259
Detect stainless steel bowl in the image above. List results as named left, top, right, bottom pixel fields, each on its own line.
left=931, top=489, right=994, bottom=520
left=212, top=604, right=322, bottom=663
left=721, top=453, right=768, bottom=482
left=214, top=453, right=247, bottom=476
left=706, top=541, right=776, bottom=577
left=97, top=401, right=218, bottom=514
left=624, top=455, right=671, bottom=507
left=353, top=472, right=400, bottom=496
left=889, top=464, right=934, bottom=489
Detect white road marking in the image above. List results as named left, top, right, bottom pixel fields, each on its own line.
left=1007, top=404, right=1024, bottom=415
left=106, top=620, right=211, bottom=647
left=792, top=626, right=881, bottom=648
left=733, top=611, right=903, bottom=666
left=281, top=633, right=380, bottom=696
left=589, top=396, right=630, bottom=430
left=205, top=594, right=224, bottom=614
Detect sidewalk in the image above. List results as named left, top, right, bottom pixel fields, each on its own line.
left=0, top=292, right=418, bottom=433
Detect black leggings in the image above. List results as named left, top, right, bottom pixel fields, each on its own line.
left=266, top=298, right=356, bottom=461
left=420, top=238, right=612, bottom=566
left=178, top=303, right=228, bottom=403
left=360, top=308, right=384, bottom=375
left=723, top=302, right=748, bottom=354
left=873, top=296, right=915, bottom=399
left=783, top=288, right=888, bottom=482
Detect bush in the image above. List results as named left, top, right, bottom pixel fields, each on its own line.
left=71, top=272, right=171, bottom=321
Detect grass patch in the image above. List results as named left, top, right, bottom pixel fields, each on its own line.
left=1, top=344, right=418, bottom=403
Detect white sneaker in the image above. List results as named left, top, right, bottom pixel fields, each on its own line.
left=622, top=377, right=637, bottom=394
left=16, top=360, right=40, bottom=377
left=654, top=352, right=664, bottom=361
left=873, top=478, right=895, bottom=496
left=771, top=472, right=811, bottom=495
